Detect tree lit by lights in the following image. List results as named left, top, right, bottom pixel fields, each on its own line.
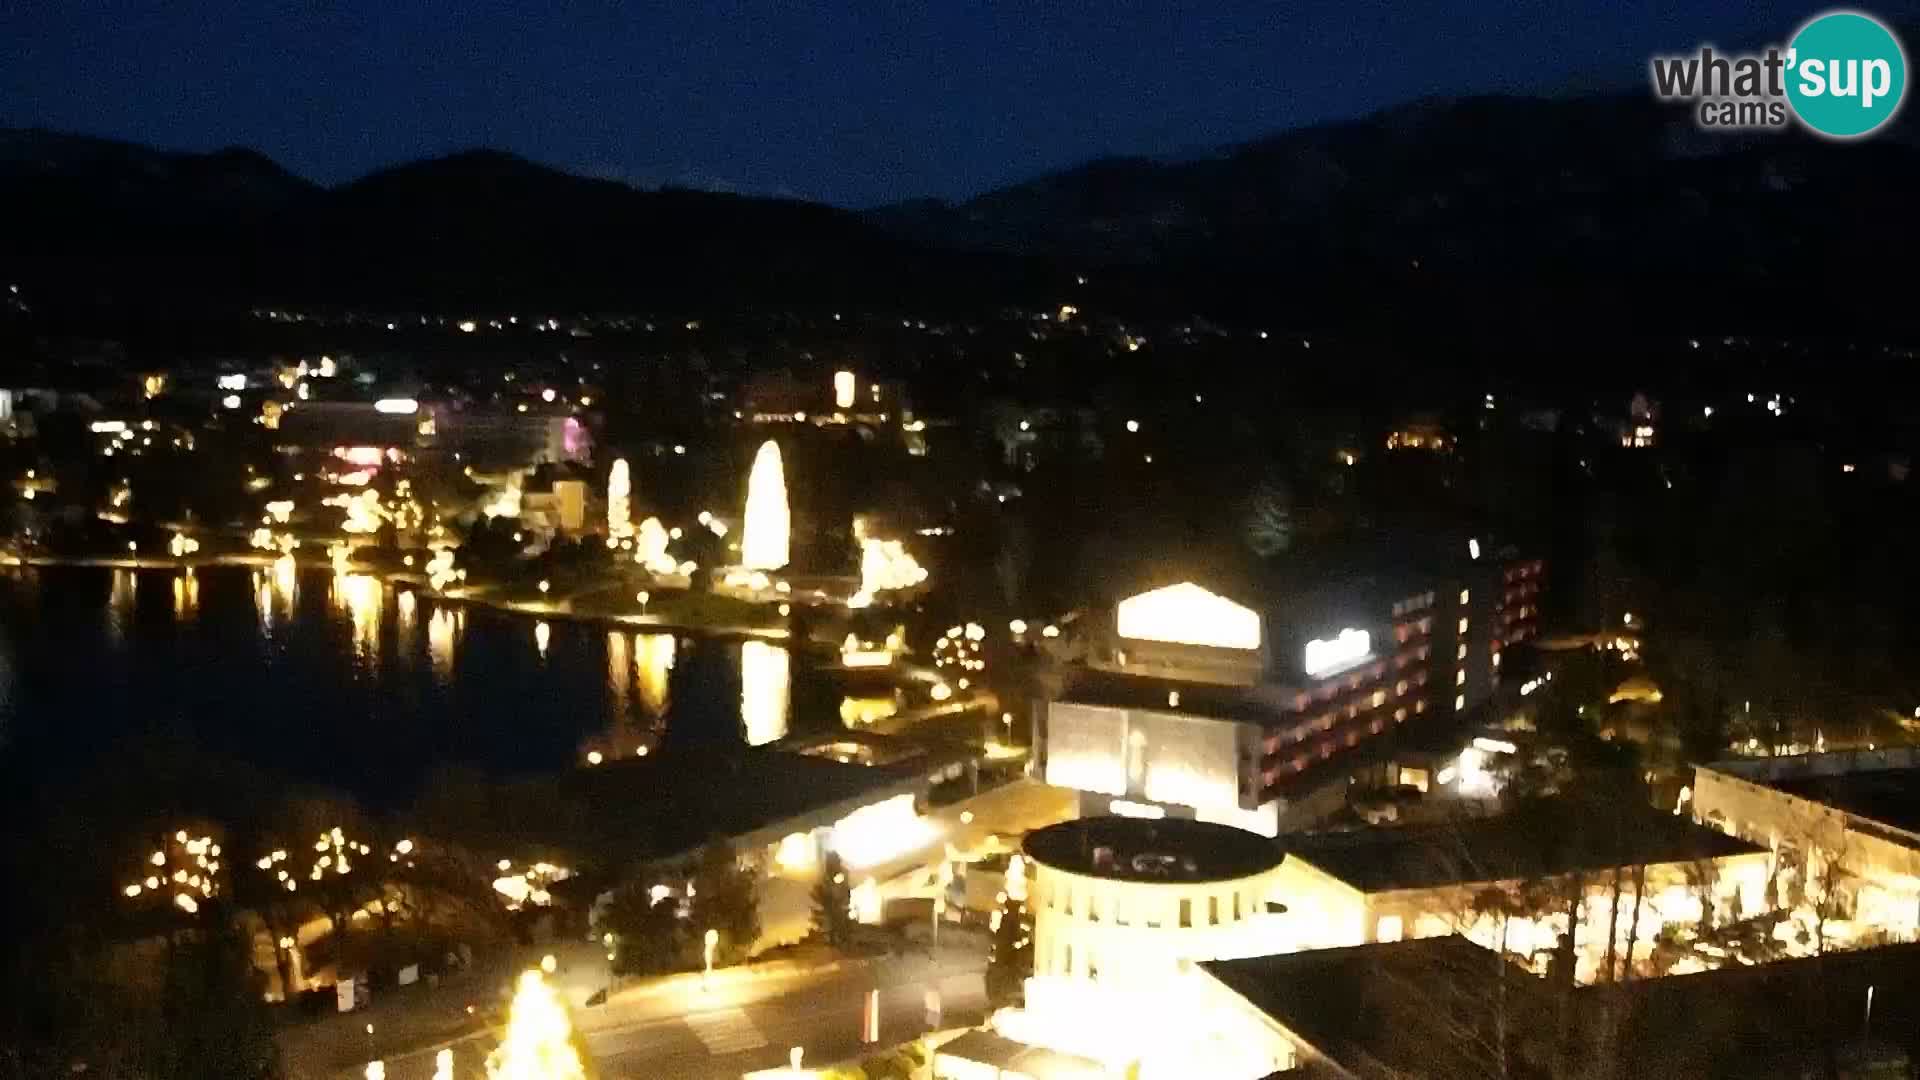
left=492, top=860, right=571, bottom=910
left=606, top=458, right=633, bottom=539
left=125, top=829, right=223, bottom=912
left=633, top=516, right=677, bottom=575
left=486, top=969, right=587, bottom=1080
left=741, top=440, right=790, bottom=571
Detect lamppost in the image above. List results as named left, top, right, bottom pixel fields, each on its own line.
left=703, top=928, right=719, bottom=990
left=637, top=590, right=650, bottom=614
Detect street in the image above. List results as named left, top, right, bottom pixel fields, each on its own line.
left=354, top=955, right=985, bottom=1079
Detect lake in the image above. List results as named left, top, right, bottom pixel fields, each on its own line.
left=0, top=565, right=852, bottom=806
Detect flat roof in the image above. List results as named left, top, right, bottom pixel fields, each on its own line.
left=1285, top=810, right=1762, bottom=893
left=1024, top=816, right=1283, bottom=883
left=1768, top=769, right=1920, bottom=838
left=1203, top=937, right=1544, bottom=1075
left=501, top=745, right=920, bottom=865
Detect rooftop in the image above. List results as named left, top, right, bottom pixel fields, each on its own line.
left=1202, top=937, right=1546, bottom=1077
left=1024, top=816, right=1283, bottom=884
left=1285, top=808, right=1762, bottom=894
left=501, top=744, right=921, bottom=864
left=1769, top=769, right=1920, bottom=839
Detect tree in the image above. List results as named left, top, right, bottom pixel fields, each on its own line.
left=486, top=969, right=593, bottom=1080
left=1240, top=474, right=1293, bottom=557
left=811, top=850, right=854, bottom=950
left=985, top=855, right=1033, bottom=1005
left=688, top=840, right=760, bottom=965
left=152, top=911, right=283, bottom=1080
left=601, top=880, right=686, bottom=976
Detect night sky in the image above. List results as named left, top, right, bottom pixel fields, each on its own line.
left=2, top=1, right=1801, bottom=207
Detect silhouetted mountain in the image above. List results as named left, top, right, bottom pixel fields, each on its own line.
left=0, top=131, right=963, bottom=312
left=7, top=93, right=1920, bottom=334
left=870, top=94, right=1920, bottom=330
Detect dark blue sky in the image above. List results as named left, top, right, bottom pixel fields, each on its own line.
left=2, top=1, right=1806, bottom=206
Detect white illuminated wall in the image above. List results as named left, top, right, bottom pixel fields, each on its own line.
left=1029, top=852, right=1287, bottom=987
left=1045, top=702, right=1250, bottom=817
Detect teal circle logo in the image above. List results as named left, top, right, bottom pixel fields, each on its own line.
left=1786, top=11, right=1907, bottom=137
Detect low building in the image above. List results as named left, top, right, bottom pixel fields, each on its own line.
left=1024, top=816, right=1287, bottom=985
left=1693, top=749, right=1920, bottom=944
left=1270, top=811, right=1769, bottom=983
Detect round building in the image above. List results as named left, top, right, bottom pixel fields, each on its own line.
left=1023, top=816, right=1285, bottom=987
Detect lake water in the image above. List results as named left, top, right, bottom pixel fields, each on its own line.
left=0, top=565, right=850, bottom=805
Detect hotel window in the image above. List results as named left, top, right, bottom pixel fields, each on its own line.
left=1376, top=915, right=1404, bottom=942
left=1456, top=668, right=1466, bottom=686
left=1371, top=690, right=1387, bottom=708
left=1454, top=694, right=1466, bottom=712
left=1394, top=707, right=1407, bottom=722
left=1396, top=679, right=1409, bottom=696
left=1456, top=643, right=1467, bottom=661
left=1415, top=700, right=1427, bottom=714
left=1458, top=617, right=1469, bottom=634
left=1458, top=589, right=1469, bottom=605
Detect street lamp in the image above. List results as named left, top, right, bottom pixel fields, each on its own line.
left=703, top=928, right=719, bottom=990
left=637, top=590, right=650, bottom=613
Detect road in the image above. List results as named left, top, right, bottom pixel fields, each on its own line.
left=353, top=954, right=985, bottom=1079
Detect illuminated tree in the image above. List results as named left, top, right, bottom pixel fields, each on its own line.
left=985, top=855, right=1032, bottom=1005
left=810, top=850, right=853, bottom=950
left=688, top=840, right=760, bottom=966
left=486, top=970, right=592, bottom=1080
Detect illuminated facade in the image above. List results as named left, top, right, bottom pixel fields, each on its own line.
left=1693, top=751, right=1920, bottom=949
left=1268, top=815, right=1771, bottom=984
left=1025, top=818, right=1286, bottom=984
left=980, top=818, right=1300, bottom=1079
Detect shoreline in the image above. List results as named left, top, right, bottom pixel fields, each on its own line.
left=11, top=552, right=813, bottom=648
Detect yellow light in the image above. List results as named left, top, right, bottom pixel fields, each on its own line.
left=586, top=751, right=603, bottom=765
left=485, top=970, right=587, bottom=1080
left=741, top=441, right=790, bottom=571
left=834, top=370, right=857, bottom=410
left=1115, top=582, right=1260, bottom=651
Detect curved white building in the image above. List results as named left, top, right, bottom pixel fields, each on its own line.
left=1025, top=816, right=1285, bottom=986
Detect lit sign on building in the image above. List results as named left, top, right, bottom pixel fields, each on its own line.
left=1303, top=628, right=1371, bottom=678
left=1115, top=582, right=1261, bottom=651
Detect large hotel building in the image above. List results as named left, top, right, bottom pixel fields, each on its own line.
left=1035, top=538, right=1544, bottom=836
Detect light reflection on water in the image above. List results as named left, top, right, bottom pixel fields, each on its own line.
left=740, top=639, right=790, bottom=746
left=1, top=566, right=863, bottom=801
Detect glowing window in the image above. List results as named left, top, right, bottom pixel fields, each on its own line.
left=1377, top=915, right=1404, bottom=942
left=1454, top=694, right=1466, bottom=712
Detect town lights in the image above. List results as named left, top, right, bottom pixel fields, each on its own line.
left=372, top=398, right=418, bottom=415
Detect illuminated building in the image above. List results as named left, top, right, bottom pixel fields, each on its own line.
left=1024, top=817, right=1285, bottom=983
left=1693, top=750, right=1920, bottom=948
left=1267, top=812, right=1769, bottom=983
left=974, top=817, right=1300, bottom=1078
left=1039, top=547, right=1546, bottom=836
